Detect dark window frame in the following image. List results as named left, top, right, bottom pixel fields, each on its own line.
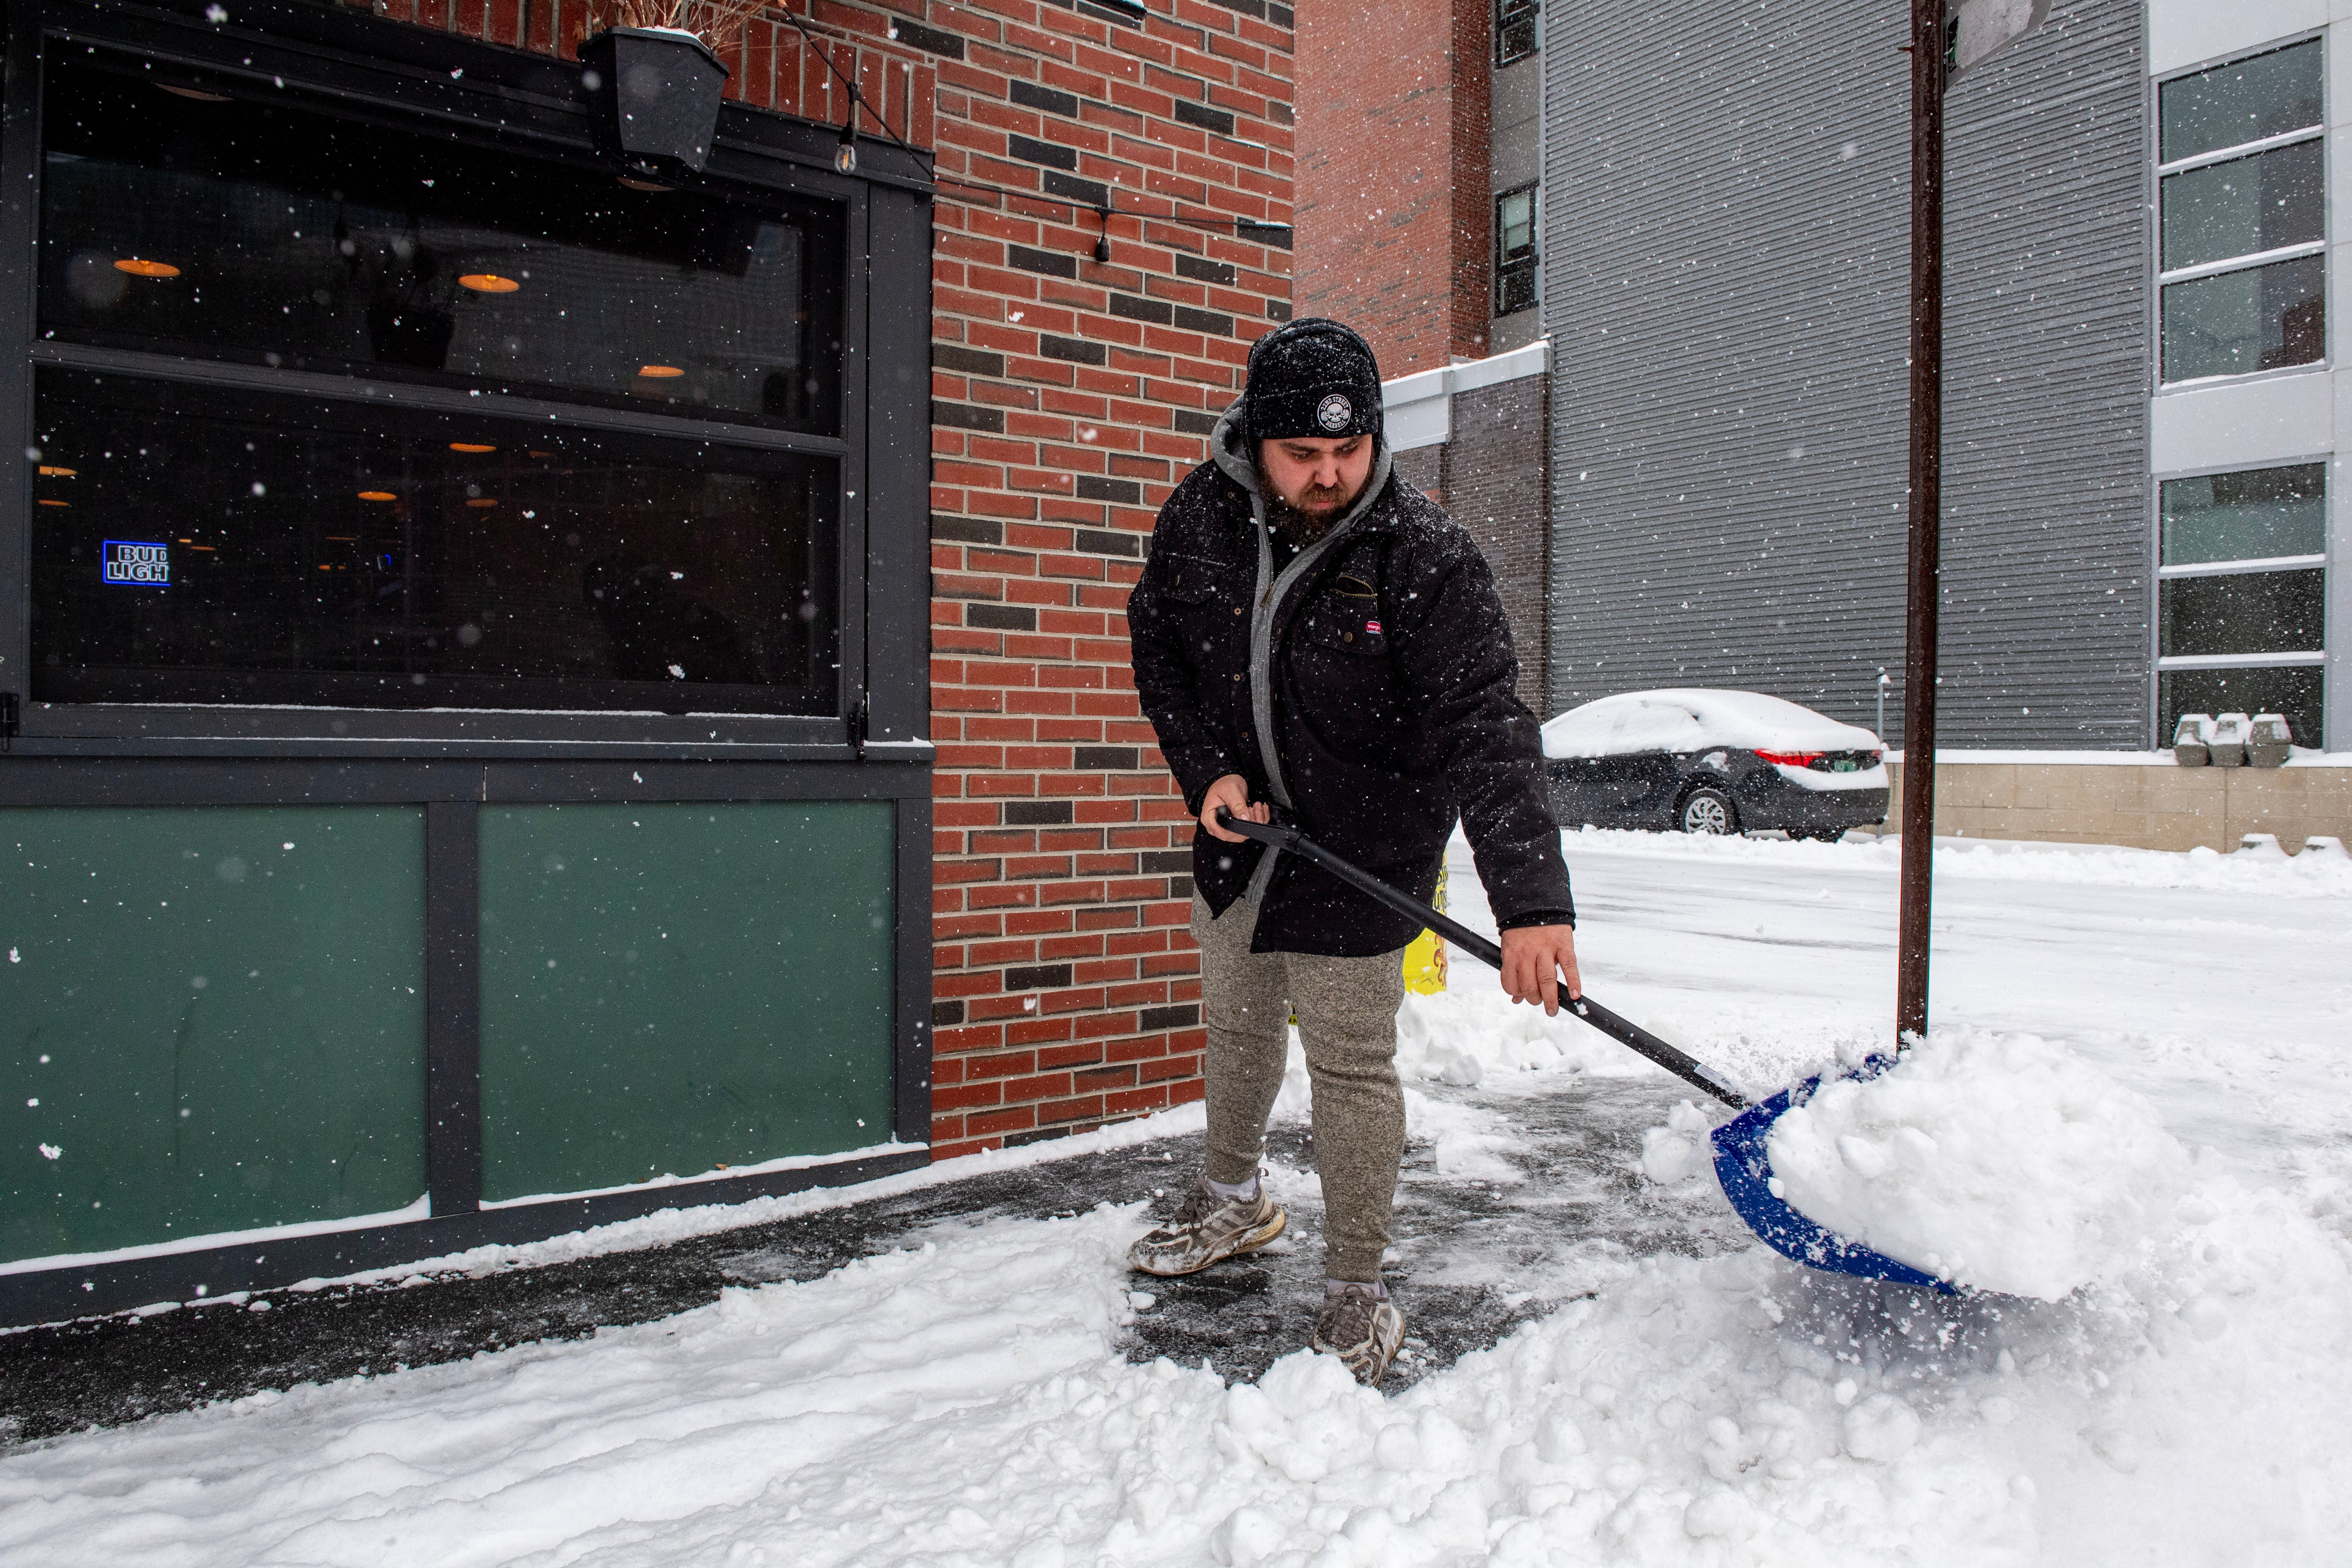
left=1495, top=0, right=1539, bottom=68
left=0, top=0, right=936, bottom=760
left=1494, top=182, right=1539, bottom=317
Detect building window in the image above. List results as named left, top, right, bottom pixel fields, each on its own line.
left=2156, top=462, right=2327, bottom=745
left=1495, top=185, right=1538, bottom=316
left=1496, top=0, right=1540, bottom=67
left=27, top=52, right=848, bottom=716
left=2157, top=40, right=2325, bottom=384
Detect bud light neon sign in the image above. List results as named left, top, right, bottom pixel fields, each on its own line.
left=102, top=541, right=169, bottom=586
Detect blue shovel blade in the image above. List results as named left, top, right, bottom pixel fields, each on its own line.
left=1707, top=1063, right=1958, bottom=1295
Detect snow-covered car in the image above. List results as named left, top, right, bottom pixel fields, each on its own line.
left=1540, top=689, right=1889, bottom=839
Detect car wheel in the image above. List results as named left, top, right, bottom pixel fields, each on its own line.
left=1792, top=826, right=1846, bottom=844
left=1678, top=786, right=1737, bottom=836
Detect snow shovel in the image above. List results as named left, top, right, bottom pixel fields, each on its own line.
left=1212, top=810, right=1955, bottom=1294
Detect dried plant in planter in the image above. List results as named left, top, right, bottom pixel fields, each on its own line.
left=582, top=0, right=769, bottom=57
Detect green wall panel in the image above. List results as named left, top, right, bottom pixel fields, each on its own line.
left=477, top=801, right=895, bottom=1202
left=1, top=807, right=427, bottom=1265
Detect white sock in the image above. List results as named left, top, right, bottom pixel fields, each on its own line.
left=1205, top=1172, right=1259, bottom=1203
left=1326, top=1278, right=1389, bottom=1300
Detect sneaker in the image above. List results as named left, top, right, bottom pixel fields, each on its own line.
left=1312, top=1285, right=1406, bottom=1386
left=1127, top=1177, right=1287, bottom=1277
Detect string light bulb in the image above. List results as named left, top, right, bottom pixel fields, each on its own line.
left=835, top=116, right=858, bottom=174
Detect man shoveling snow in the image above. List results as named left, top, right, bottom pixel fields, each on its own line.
left=1123, top=317, right=1582, bottom=1385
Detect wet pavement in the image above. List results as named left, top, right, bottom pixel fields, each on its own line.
left=0, top=1071, right=1740, bottom=1443
left=1129, top=1074, right=1747, bottom=1388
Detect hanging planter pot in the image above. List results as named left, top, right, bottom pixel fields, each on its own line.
left=580, top=27, right=730, bottom=176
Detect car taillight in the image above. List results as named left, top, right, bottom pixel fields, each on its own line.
left=1755, top=749, right=1824, bottom=767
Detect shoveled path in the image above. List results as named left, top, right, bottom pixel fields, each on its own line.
left=0, top=1072, right=1733, bottom=1446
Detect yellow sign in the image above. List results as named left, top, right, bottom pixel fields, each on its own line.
left=1402, top=863, right=1449, bottom=994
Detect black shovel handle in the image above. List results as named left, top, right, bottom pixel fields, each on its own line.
left=1213, top=808, right=1750, bottom=1110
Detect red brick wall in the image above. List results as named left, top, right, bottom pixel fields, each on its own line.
left=369, top=0, right=1296, bottom=1163
left=1446, top=0, right=1493, bottom=359
left=1293, top=0, right=1488, bottom=377
left=921, top=0, right=1296, bottom=1160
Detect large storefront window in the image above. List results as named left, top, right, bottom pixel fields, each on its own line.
left=2156, top=462, right=2327, bottom=744
left=0, top=1, right=934, bottom=1318
left=31, top=372, right=837, bottom=712
left=26, top=50, right=849, bottom=717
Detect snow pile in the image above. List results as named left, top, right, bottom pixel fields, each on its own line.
left=1639, top=1099, right=1718, bottom=1185
left=1764, top=1030, right=2180, bottom=1301
left=1930, top=837, right=2352, bottom=896
left=1554, top=821, right=2352, bottom=898
left=1259, top=990, right=1652, bottom=1186
left=1542, top=689, right=1880, bottom=760
left=1394, top=985, right=1655, bottom=1087
left=10, top=1171, right=2352, bottom=1567
left=1264, top=979, right=1670, bottom=1150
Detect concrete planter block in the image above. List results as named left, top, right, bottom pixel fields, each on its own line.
left=2238, top=832, right=2287, bottom=859
left=2306, top=836, right=2349, bottom=858
left=2172, top=712, right=2212, bottom=768
left=2208, top=712, right=2250, bottom=768
left=2247, top=713, right=2292, bottom=768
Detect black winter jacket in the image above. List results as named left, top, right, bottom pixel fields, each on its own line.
left=1128, top=410, right=1574, bottom=956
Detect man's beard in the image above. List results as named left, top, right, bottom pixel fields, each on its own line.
left=1271, top=479, right=1359, bottom=543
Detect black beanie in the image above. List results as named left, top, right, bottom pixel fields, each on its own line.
left=1242, top=317, right=1384, bottom=443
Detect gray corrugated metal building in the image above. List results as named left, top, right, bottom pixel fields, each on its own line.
left=1541, top=0, right=2345, bottom=751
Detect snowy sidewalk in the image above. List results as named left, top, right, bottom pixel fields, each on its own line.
left=0, top=1071, right=1701, bottom=1442
left=2, top=829, right=2349, bottom=1565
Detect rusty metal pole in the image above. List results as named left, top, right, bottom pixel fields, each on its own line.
left=1896, top=0, right=1945, bottom=1045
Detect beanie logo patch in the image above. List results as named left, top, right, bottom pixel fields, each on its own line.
left=1315, top=393, right=1353, bottom=433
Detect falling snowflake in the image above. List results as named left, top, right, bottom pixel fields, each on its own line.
left=38, top=1144, right=61, bottom=1161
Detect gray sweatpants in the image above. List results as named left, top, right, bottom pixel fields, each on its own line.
left=1191, top=890, right=1407, bottom=1283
